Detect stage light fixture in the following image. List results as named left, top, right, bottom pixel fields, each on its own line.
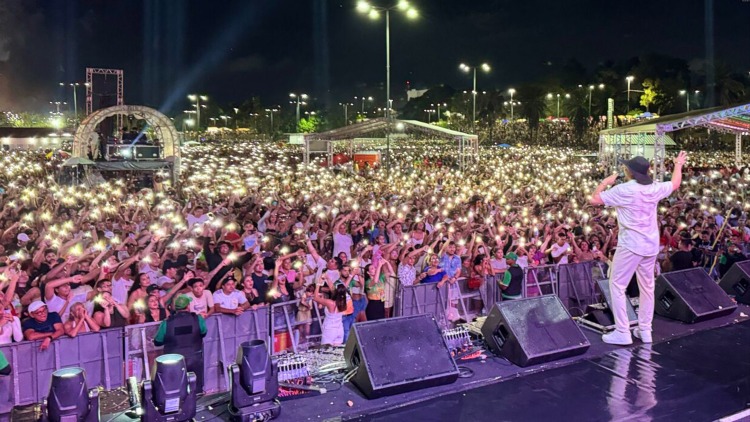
left=42, top=367, right=99, bottom=422
left=228, top=340, right=281, bottom=422
left=141, top=354, right=197, bottom=422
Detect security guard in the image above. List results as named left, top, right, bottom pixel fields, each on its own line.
left=499, top=252, right=523, bottom=300
left=153, top=295, right=207, bottom=392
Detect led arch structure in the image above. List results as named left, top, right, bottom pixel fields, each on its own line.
left=73, top=104, right=181, bottom=178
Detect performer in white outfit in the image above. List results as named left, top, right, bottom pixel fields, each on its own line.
left=590, top=151, right=687, bottom=345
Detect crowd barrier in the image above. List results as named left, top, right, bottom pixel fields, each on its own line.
left=524, top=261, right=608, bottom=316
left=0, top=329, right=124, bottom=408
left=269, top=298, right=326, bottom=356
left=0, top=308, right=269, bottom=407
left=0, top=261, right=609, bottom=408
left=395, top=281, right=450, bottom=328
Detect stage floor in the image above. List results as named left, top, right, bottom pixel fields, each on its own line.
left=98, top=304, right=750, bottom=422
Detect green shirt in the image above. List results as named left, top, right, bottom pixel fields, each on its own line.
left=153, top=312, right=208, bottom=346
left=0, top=350, right=9, bottom=372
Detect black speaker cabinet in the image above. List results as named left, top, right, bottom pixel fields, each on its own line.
left=481, top=295, right=590, bottom=367
left=719, top=261, right=750, bottom=305
left=655, top=268, right=737, bottom=323
left=344, top=314, right=459, bottom=399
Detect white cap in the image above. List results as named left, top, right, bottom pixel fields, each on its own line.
left=17, top=233, right=30, bottom=242
left=28, top=300, right=47, bottom=313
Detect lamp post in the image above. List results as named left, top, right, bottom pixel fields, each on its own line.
left=265, top=108, right=279, bottom=135
left=431, top=102, right=447, bottom=121
left=459, top=62, right=490, bottom=133
left=220, top=115, right=230, bottom=127
left=354, top=96, right=374, bottom=116
left=625, top=76, right=634, bottom=113
left=233, top=107, right=239, bottom=129
left=49, top=101, right=67, bottom=115
left=508, top=88, right=516, bottom=121
left=547, top=93, right=569, bottom=118
left=60, top=82, right=89, bottom=126
left=679, top=89, right=700, bottom=111
left=289, top=93, right=308, bottom=126
left=357, top=0, right=418, bottom=173
left=249, top=112, right=260, bottom=134
left=587, top=84, right=605, bottom=116
left=340, top=102, right=354, bottom=125
left=188, top=94, right=208, bottom=130
left=424, top=109, right=436, bottom=123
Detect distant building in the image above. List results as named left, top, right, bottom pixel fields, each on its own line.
left=406, top=89, right=428, bottom=102
left=0, top=127, right=71, bottom=150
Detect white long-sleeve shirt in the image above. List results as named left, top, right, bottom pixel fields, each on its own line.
left=0, top=315, right=23, bottom=345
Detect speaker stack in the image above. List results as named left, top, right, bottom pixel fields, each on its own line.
left=719, top=261, right=750, bottom=305
left=344, top=314, right=459, bottom=399
left=655, top=268, right=737, bottom=323
left=480, top=295, right=590, bottom=367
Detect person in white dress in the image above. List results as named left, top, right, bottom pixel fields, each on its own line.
left=312, top=278, right=347, bottom=346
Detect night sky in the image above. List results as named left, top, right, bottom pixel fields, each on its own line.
left=0, top=0, right=748, bottom=113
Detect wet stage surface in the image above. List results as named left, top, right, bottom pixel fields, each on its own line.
left=98, top=306, right=750, bottom=422
left=362, top=320, right=750, bottom=422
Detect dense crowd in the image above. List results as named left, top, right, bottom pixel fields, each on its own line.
left=0, top=141, right=748, bottom=352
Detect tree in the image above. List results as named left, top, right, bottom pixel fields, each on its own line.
left=639, top=79, right=663, bottom=113
left=517, top=85, right=547, bottom=140
left=297, top=115, right=322, bottom=133
left=564, top=90, right=591, bottom=144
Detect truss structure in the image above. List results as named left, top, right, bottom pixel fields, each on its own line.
left=304, top=117, right=479, bottom=170
left=600, top=103, right=750, bottom=180
left=85, top=68, right=124, bottom=133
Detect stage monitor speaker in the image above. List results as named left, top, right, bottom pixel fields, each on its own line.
left=719, top=261, right=750, bottom=305
left=655, top=268, right=737, bottom=323
left=344, top=314, right=459, bottom=399
left=481, top=295, right=590, bottom=367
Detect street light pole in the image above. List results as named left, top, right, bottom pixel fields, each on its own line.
left=459, top=62, right=489, bottom=133
left=508, top=88, right=516, bottom=121
left=289, top=93, right=308, bottom=128
left=358, top=0, right=418, bottom=174
left=188, top=95, right=208, bottom=130
left=625, top=76, right=634, bottom=113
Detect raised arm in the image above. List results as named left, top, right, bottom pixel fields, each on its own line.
left=671, top=151, right=687, bottom=192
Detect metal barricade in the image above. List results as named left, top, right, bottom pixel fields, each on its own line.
left=124, top=321, right=162, bottom=382
left=203, top=309, right=270, bottom=393
left=451, top=277, right=487, bottom=323
left=523, top=264, right=559, bottom=298
left=557, top=261, right=607, bottom=316
left=269, top=299, right=327, bottom=356
left=395, top=282, right=450, bottom=328
left=0, top=329, right=124, bottom=407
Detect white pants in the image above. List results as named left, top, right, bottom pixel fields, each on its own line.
left=609, top=247, right=656, bottom=334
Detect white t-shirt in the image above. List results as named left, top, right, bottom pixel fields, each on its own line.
left=333, top=232, right=354, bottom=259
left=112, top=277, right=134, bottom=305
left=187, top=213, right=210, bottom=227
left=185, top=291, right=214, bottom=315
left=243, top=233, right=261, bottom=253
left=600, top=180, right=673, bottom=256
left=46, top=293, right=89, bottom=322
left=304, top=254, right=327, bottom=285
left=551, top=242, right=571, bottom=265
left=490, top=258, right=507, bottom=273
left=212, top=290, right=247, bottom=310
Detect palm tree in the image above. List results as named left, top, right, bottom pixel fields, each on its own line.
left=564, top=90, right=591, bottom=145
left=517, top=85, right=547, bottom=141
left=714, top=62, right=746, bottom=106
